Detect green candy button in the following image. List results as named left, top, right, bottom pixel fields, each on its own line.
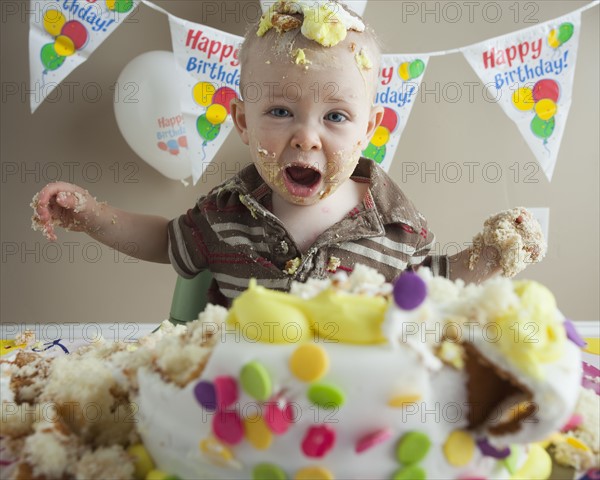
left=307, top=383, right=345, bottom=409
left=502, top=445, right=519, bottom=475
left=240, top=361, right=272, bottom=401
left=397, top=431, right=431, bottom=465
left=253, top=462, right=287, bottom=480
left=393, top=465, right=426, bottom=480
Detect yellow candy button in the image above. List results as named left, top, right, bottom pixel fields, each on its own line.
left=145, top=470, right=170, bottom=480
left=583, top=337, right=600, bottom=355
left=566, top=437, right=590, bottom=451
left=294, top=466, right=335, bottom=480
left=511, top=444, right=552, bottom=480
left=244, top=413, right=273, bottom=450
left=289, top=344, right=329, bottom=382
left=443, top=430, right=475, bottom=467
left=388, top=394, right=421, bottom=408
left=127, top=444, right=155, bottom=480
left=294, top=467, right=335, bottom=480
left=199, top=437, right=234, bottom=464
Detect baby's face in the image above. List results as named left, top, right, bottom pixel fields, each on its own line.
left=232, top=35, right=382, bottom=206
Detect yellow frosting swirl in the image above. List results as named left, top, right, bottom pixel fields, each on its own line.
left=492, top=280, right=565, bottom=379
left=227, top=280, right=387, bottom=344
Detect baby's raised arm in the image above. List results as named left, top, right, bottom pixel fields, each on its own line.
left=31, top=182, right=170, bottom=264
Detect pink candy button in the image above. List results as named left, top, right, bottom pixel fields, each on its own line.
left=301, top=425, right=336, bottom=458
left=561, top=414, right=583, bottom=432
left=264, top=400, right=295, bottom=435
left=356, top=427, right=393, bottom=453
left=212, top=410, right=244, bottom=445
left=214, top=376, right=238, bottom=409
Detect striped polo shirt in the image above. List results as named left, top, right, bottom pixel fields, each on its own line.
left=168, top=158, right=448, bottom=306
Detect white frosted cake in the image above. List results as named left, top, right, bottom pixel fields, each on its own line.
left=1, top=267, right=595, bottom=480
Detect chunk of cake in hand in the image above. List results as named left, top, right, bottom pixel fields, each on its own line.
left=469, top=207, right=547, bottom=277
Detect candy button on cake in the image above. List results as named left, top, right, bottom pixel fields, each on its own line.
left=135, top=266, right=582, bottom=480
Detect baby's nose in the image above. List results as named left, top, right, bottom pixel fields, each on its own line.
left=291, top=124, right=322, bottom=151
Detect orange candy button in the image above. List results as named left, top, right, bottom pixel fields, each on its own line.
left=289, top=343, right=329, bottom=382
left=294, top=466, right=334, bottom=480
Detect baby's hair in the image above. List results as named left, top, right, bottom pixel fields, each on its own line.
left=238, top=1, right=382, bottom=99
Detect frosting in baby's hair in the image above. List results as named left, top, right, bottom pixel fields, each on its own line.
left=257, top=0, right=365, bottom=47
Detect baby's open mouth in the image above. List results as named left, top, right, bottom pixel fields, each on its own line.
left=285, top=166, right=321, bottom=187
left=283, top=165, right=323, bottom=198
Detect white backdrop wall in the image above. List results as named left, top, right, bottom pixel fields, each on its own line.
left=1, top=1, right=598, bottom=327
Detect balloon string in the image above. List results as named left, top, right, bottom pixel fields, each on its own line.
left=201, top=142, right=207, bottom=162
left=543, top=139, right=551, bottom=155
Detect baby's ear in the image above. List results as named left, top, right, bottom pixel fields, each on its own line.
left=231, top=99, right=249, bottom=145
left=365, top=105, right=384, bottom=142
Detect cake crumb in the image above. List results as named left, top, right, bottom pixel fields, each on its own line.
left=284, top=257, right=301, bottom=275
left=293, top=48, right=311, bottom=65
left=326, top=256, right=341, bottom=273
left=355, top=48, right=372, bottom=70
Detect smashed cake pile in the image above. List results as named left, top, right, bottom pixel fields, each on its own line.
left=0, top=306, right=226, bottom=480
left=1, top=266, right=596, bottom=480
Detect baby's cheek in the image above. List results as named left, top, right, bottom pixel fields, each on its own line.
left=326, top=149, right=361, bottom=183
left=253, top=144, right=279, bottom=182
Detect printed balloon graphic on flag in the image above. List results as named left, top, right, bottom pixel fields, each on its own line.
left=398, top=59, right=425, bottom=81
left=40, top=10, right=89, bottom=72
left=548, top=22, right=574, bottom=49
left=511, top=79, right=560, bottom=144
left=192, top=83, right=238, bottom=145
left=106, top=0, right=134, bottom=13
left=362, top=107, right=399, bottom=164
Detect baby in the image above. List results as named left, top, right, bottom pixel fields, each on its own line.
left=31, top=1, right=542, bottom=306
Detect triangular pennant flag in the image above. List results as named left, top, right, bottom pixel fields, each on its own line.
left=168, top=16, right=243, bottom=184
left=526, top=207, right=550, bottom=246
left=364, top=54, right=429, bottom=172
left=260, top=0, right=368, bottom=16
left=29, top=0, right=140, bottom=113
left=462, top=12, right=582, bottom=181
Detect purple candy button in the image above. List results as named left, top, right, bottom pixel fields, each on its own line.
left=476, top=437, right=511, bottom=459
left=194, top=380, right=217, bottom=411
left=563, top=319, right=587, bottom=348
left=393, top=271, right=427, bottom=310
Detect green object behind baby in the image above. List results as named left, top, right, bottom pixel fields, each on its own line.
left=169, top=271, right=212, bottom=325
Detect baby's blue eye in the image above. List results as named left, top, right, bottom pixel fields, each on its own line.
left=269, top=108, right=291, bottom=117
left=326, top=112, right=347, bottom=123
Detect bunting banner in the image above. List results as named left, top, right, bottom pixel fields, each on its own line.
left=168, top=15, right=243, bottom=183
left=462, top=12, right=582, bottom=181
left=29, top=0, right=140, bottom=113
left=363, top=54, right=429, bottom=172
left=28, top=0, right=598, bottom=183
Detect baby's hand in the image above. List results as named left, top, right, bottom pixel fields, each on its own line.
left=31, top=182, right=99, bottom=241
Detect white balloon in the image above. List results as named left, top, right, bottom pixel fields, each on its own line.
left=114, top=51, right=191, bottom=180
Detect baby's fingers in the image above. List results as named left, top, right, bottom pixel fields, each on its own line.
left=56, top=189, right=90, bottom=215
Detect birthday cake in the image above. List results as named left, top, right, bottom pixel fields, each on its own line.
left=2, top=266, right=595, bottom=480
